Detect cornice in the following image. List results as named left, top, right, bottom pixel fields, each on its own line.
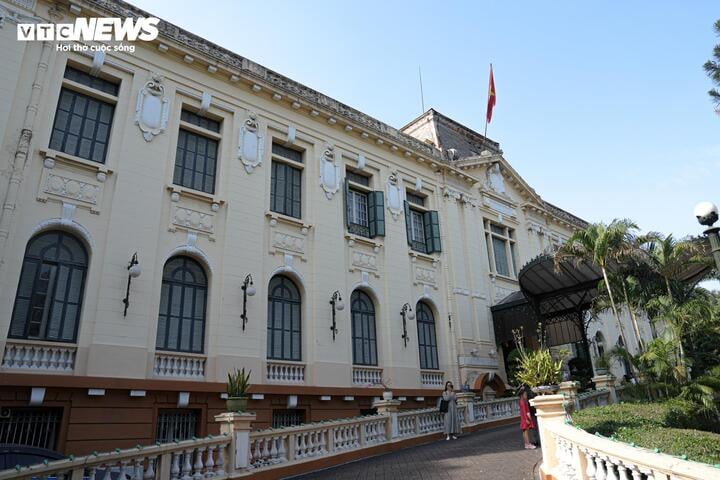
left=65, top=0, right=484, bottom=186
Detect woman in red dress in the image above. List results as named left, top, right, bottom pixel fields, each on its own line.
left=519, top=388, right=537, bottom=449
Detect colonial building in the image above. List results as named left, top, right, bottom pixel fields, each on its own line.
left=0, top=0, right=651, bottom=457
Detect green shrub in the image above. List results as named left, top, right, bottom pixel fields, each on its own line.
left=572, top=401, right=720, bottom=464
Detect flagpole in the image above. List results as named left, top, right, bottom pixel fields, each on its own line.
left=484, top=62, right=491, bottom=139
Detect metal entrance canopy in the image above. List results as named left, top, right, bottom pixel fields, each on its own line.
left=491, top=254, right=602, bottom=348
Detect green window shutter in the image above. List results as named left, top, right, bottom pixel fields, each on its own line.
left=404, top=200, right=412, bottom=246
left=368, top=191, right=385, bottom=238
left=423, top=210, right=442, bottom=253
left=343, top=177, right=350, bottom=229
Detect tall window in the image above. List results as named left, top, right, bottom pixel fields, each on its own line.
left=9, top=231, right=88, bottom=342
left=404, top=193, right=441, bottom=254
left=484, top=220, right=516, bottom=278
left=156, top=256, right=207, bottom=354
left=49, top=66, right=118, bottom=163
left=270, top=143, right=303, bottom=219
left=173, top=110, right=221, bottom=194
left=267, top=275, right=302, bottom=361
left=416, top=302, right=439, bottom=370
left=344, top=170, right=385, bottom=238
left=351, top=290, right=378, bottom=366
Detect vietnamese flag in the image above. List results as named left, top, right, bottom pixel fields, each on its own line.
left=486, top=65, right=496, bottom=124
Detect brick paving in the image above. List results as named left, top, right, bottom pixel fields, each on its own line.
left=291, top=424, right=541, bottom=480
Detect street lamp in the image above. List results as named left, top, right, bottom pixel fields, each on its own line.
left=329, top=290, right=344, bottom=341
left=240, top=274, right=256, bottom=331
left=693, top=201, right=720, bottom=270
left=400, top=303, right=415, bottom=348
left=122, top=253, right=141, bottom=317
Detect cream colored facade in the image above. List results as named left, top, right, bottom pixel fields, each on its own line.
left=0, top=0, right=645, bottom=411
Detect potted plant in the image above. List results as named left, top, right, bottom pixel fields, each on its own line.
left=593, top=353, right=610, bottom=375
left=226, top=367, right=251, bottom=412
left=380, top=378, right=393, bottom=400
left=512, top=327, right=567, bottom=395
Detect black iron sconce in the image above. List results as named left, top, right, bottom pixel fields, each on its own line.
left=400, top=303, right=415, bottom=348
left=240, top=274, right=256, bottom=331
left=122, top=252, right=141, bottom=317
left=329, top=290, right=344, bottom=341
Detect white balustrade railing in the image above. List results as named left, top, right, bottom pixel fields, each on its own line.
left=0, top=435, right=230, bottom=480
left=546, top=421, right=719, bottom=480
left=352, top=366, right=383, bottom=385
left=248, top=414, right=388, bottom=470
left=420, top=370, right=444, bottom=387
left=153, top=353, right=206, bottom=378
left=266, top=360, right=305, bottom=383
left=1, top=342, right=76, bottom=372
left=472, top=397, right=520, bottom=423
left=577, top=390, right=611, bottom=409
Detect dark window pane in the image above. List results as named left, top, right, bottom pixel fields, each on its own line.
left=64, top=66, right=119, bottom=95
left=267, top=276, right=302, bottom=361
left=9, top=232, right=87, bottom=343
left=270, top=161, right=302, bottom=218
left=416, top=302, right=439, bottom=370
left=174, top=129, right=217, bottom=194
left=272, top=143, right=303, bottom=164
left=49, top=87, right=113, bottom=163
left=181, top=109, right=220, bottom=133
left=156, top=257, right=207, bottom=353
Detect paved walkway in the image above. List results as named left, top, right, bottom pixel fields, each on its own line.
left=292, top=424, right=541, bottom=480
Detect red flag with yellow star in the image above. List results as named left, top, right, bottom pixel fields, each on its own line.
left=486, top=65, right=496, bottom=124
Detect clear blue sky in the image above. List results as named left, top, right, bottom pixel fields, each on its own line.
left=133, top=0, right=719, bottom=239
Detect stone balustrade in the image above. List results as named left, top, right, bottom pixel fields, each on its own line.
left=352, top=366, right=383, bottom=385
left=472, top=397, right=520, bottom=422
left=1, top=396, right=520, bottom=480
left=577, top=390, right=611, bottom=410
left=420, top=370, right=444, bottom=388
left=546, top=420, right=719, bottom=480
left=531, top=392, right=719, bottom=480
left=1, top=341, right=76, bottom=372
left=0, top=435, right=230, bottom=480
left=266, top=360, right=305, bottom=383
left=153, top=352, right=206, bottom=378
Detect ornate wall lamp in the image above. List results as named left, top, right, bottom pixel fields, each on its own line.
left=240, top=274, right=256, bottom=331
left=400, top=303, right=415, bottom=348
left=122, top=253, right=141, bottom=317
left=329, top=290, right=344, bottom=341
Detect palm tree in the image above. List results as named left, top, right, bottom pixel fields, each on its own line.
left=556, top=219, right=639, bottom=353
left=643, top=234, right=706, bottom=303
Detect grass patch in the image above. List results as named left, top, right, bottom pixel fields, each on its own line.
left=572, top=401, right=720, bottom=465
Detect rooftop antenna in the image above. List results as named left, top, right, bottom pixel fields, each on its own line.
left=418, top=65, right=425, bottom=113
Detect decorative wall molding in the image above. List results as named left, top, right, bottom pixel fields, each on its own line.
left=89, top=50, right=105, bottom=76
left=485, top=163, right=506, bottom=195
left=351, top=250, right=377, bottom=271
left=415, top=266, right=437, bottom=287
left=135, top=73, right=170, bottom=142
left=167, top=233, right=213, bottom=273
left=238, top=111, right=264, bottom=173
left=39, top=171, right=101, bottom=213
left=29, top=213, right=94, bottom=249
left=319, top=145, right=340, bottom=200
left=482, top=195, right=516, bottom=218
left=170, top=205, right=215, bottom=238
left=272, top=231, right=305, bottom=255
left=0, top=3, right=40, bottom=28
left=386, top=170, right=404, bottom=220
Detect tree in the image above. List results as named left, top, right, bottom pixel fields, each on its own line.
left=556, top=219, right=639, bottom=355
left=643, top=234, right=707, bottom=304
left=705, top=19, right=720, bottom=111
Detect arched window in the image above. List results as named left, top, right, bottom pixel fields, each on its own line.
left=267, top=275, right=301, bottom=361
left=9, top=231, right=88, bottom=342
left=416, top=301, right=439, bottom=370
left=156, top=256, right=207, bottom=353
left=351, top=290, right=377, bottom=366
left=595, top=332, right=606, bottom=357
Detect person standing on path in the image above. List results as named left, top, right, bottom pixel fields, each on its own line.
left=519, top=387, right=537, bottom=449
left=440, top=381, right=461, bottom=440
